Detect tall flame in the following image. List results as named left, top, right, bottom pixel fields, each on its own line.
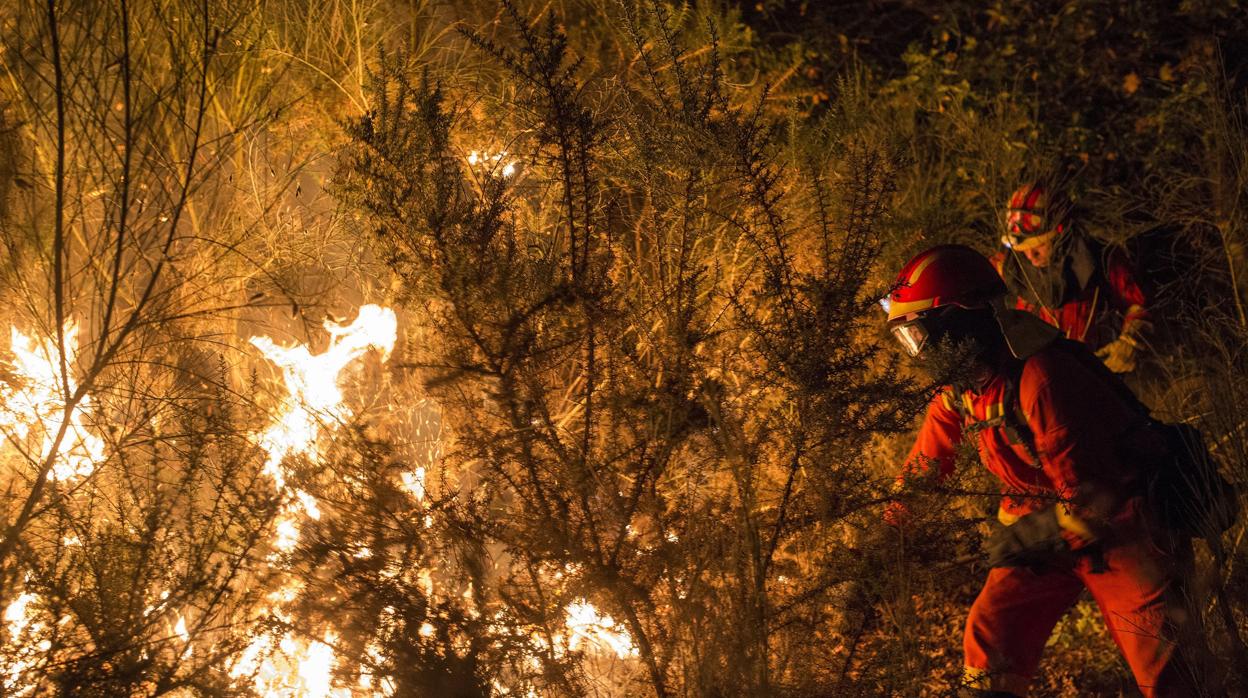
left=0, top=324, right=104, bottom=695
left=0, top=324, right=104, bottom=480
left=250, top=304, right=397, bottom=486
left=251, top=304, right=397, bottom=551
left=239, top=305, right=398, bottom=698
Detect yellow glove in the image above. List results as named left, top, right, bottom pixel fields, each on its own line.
left=1095, top=335, right=1138, bottom=373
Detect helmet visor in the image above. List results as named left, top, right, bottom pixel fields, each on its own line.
left=890, top=320, right=930, bottom=357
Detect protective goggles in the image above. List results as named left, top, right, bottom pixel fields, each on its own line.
left=887, top=303, right=972, bottom=357
left=1001, top=227, right=1059, bottom=252
left=890, top=319, right=931, bottom=357
left=1002, top=209, right=1062, bottom=251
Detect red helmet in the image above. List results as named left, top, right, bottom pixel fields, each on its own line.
left=1003, top=182, right=1066, bottom=251
left=884, top=245, right=1007, bottom=356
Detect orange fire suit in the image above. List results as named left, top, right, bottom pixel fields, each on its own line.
left=991, top=242, right=1149, bottom=351
left=900, top=343, right=1203, bottom=696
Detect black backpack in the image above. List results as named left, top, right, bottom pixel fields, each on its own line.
left=952, top=339, right=1239, bottom=539
left=1145, top=420, right=1240, bottom=538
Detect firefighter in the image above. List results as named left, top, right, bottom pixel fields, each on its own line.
left=884, top=245, right=1209, bottom=697
left=992, top=182, right=1150, bottom=373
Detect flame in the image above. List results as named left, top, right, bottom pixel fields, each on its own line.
left=400, top=467, right=426, bottom=502
left=238, top=305, right=398, bottom=697
left=0, top=324, right=105, bottom=480
left=466, top=150, right=517, bottom=177
left=173, top=613, right=193, bottom=660
left=563, top=601, right=638, bottom=659
left=0, top=325, right=104, bottom=694
left=249, top=305, right=397, bottom=551
left=2, top=588, right=48, bottom=695
left=296, top=634, right=339, bottom=697
left=250, top=304, right=397, bottom=487
left=3, top=592, right=38, bottom=644
left=272, top=513, right=301, bottom=553
left=231, top=629, right=352, bottom=698
left=357, top=641, right=397, bottom=695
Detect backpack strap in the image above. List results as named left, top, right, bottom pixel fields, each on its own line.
left=950, top=359, right=1041, bottom=469
left=1000, top=366, right=1041, bottom=467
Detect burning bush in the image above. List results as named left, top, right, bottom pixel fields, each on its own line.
left=0, top=0, right=1244, bottom=696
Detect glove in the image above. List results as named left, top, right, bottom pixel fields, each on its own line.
left=985, top=507, right=1067, bottom=568
left=1095, top=334, right=1138, bottom=373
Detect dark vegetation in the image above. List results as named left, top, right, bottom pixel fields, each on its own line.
left=0, top=0, right=1244, bottom=695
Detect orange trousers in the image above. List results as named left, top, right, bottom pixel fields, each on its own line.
left=962, top=535, right=1207, bottom=697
